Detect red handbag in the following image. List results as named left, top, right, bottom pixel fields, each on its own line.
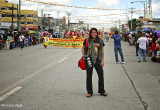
left=78, top=38, right=88, bottom=70
left=78, top=57, right=86, bottom=70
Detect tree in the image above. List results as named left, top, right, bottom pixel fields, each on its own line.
left=128, top=18, right=137, bottom=31
left=110, top=26, right=118, bottom=32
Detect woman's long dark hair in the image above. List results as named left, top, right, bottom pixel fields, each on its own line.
left=89, top=28, right=100, bottom=43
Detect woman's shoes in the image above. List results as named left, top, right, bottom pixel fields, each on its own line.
left=86, top=92, right=108, bottom=97
left=100, top=92, right=108, bottom=96
left=86, top=93, right=92, bottom=97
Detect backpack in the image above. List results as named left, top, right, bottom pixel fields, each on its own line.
left=78, top=38, right=88, bottom=70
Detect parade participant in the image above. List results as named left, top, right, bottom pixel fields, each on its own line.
left=43, top=33, right=48, bottom=49
left=137, top=32, right=148, bottom=62
left=111, top=30, right=125, bottom=64
left=82, top=28, right=108, bottom=97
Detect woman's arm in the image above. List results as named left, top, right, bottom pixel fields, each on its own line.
left=82, top=45, right=85, bottom=56
left=101, top=46, right=104, bottom=67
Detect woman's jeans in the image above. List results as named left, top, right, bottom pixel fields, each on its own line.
left=86, top=62, right=105, bottom=94
left=138, top=48, right=146, bottom=61
left=114, top=46, right=124, bottom=62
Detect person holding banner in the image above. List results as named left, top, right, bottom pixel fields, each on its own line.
left=43, top=33, right=48, bottom=49
left=82, top=28, right=108, bottom=97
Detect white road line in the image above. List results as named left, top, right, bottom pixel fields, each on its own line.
left=76, top=49, right=81, bottom=51
left=57, top=57, right=68, bottom=63
left=0, top=49, right=79, bottom=96
left=0, top=87, right=22, bottom=102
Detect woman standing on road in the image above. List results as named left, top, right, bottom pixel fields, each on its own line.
left=82, top=28, right=108, bottom=97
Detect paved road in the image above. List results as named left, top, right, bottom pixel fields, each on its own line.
left=0, top=40, right=159, bottom=110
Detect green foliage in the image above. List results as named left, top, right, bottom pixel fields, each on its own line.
left=128, top=19, right=137, bottom=31
left=110, top=26, right=118, bottom=32
left=70, top=29, right=74, bottom=32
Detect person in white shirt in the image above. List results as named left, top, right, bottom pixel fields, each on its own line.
left=137, top=32, right=148, bottom=62
left=19, top=33, right=25, bottom=49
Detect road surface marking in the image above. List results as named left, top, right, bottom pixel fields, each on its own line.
left=58, top=57, right=68, bottom=63
left=0, top=49, right=79, bottom=96
left=76, top=49, right=81, bottom=51
left=0, top=87, right=22, bottom=102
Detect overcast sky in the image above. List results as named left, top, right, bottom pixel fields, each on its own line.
left=9, top=0, right=160, bottom=30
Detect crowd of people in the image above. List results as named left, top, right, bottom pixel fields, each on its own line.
left=0, top=32, right=43, bottom=50
left=122, top=31, right=160, bottom=63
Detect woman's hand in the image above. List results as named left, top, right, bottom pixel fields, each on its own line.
left=101, top=60, right=104, bottom=67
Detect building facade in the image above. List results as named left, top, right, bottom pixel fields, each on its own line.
left=0, top=0, right=38, bottom=32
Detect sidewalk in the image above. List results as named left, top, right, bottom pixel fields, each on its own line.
left=120, top=41, right=160, bottom=110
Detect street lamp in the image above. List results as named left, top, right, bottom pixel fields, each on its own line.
left=131, top=1, right=145, bottom=20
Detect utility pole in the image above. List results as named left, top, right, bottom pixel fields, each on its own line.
left=68, top=12, right=71, bottom=32
left=17, top=4, right=18, bottom=31
left=41, top=9, right=43, bottom=32
left=129, top=7, right=135, bottom=31
left=131, top=1, right=145, bottom=25
left=119, top=20, right=120, bottom=31
left=12, top=3, right=14, bottom=32
left=56, top=12, right=60, bottom=36
left=56, top=11, right=71, bottom=32
left=144, top=1, right=146, bottom=20
left=43, top=14, right=45, bottom=31
left=148, top=0, right=152, bottom=15
left=18, top=0, right=21, bottom=31
left=48, top=14, right=51, bottom=31
left=146, top=0, right=148, bottom=14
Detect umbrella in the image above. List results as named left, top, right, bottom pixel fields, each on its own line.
left=12, top=31, right=17, bottom=34
left=141, top=28, right=150, bottom=32
left=154, top=30, right=160, bottom=37
left=0, top=30, right=5, bottom=34
left=131, top=31, right=137, bottom=33
left=29, top=30, right=36, bottom=34
left=125, top=32, right=129, bottom=34
left=44, top=31, right=49, bottom=34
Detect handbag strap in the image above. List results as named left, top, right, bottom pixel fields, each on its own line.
left=86, top=38, right=88, bottom=47
left=85, top=38, right=88, bottom=55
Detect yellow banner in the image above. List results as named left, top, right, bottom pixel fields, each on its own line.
left=44, top=38, right=85, bottom=48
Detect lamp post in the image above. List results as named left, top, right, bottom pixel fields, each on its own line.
left=131, top=1, right=145, bottom=20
